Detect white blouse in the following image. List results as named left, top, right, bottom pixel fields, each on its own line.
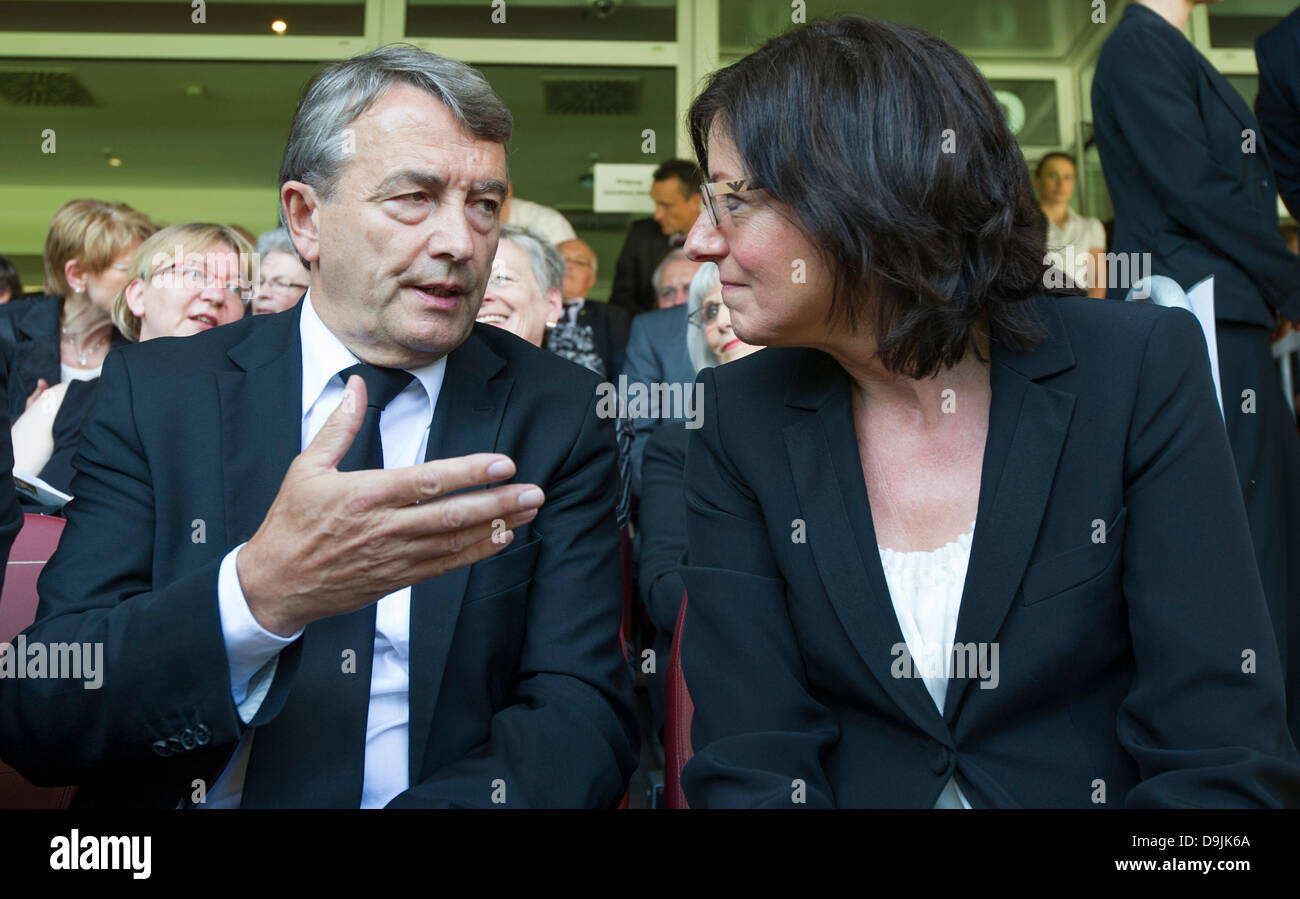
left=878, top=523, right=976, bottom=809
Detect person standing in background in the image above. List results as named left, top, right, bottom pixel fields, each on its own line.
left=1034, top=153, right=1107, bottom=298
left=608, top=160, right=703, bottom=315
left=1093, top=0, right=1300, bottom=743
left=1256, top=5, right=1300, bottom=220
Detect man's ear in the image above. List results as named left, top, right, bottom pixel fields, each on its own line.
left=281, top=181, right=322, bottom=266
left=63, top=258, right=87, bottom=294
left=545, top=287, right=564, bottom=323
left=123, top=277, right=147, bottom=319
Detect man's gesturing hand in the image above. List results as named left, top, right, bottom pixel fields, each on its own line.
left=237, top=375, right=544, bottom=637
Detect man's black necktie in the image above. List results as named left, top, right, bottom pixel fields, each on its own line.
left=240, top=362, right=414, bottom=808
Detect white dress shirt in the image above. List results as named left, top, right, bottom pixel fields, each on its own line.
left=204, top=293, right=446, bottom=809
left=878, top=523, right=976, bottom=809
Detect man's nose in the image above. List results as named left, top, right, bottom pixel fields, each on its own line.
left=685, top=214, right=725, bottom=262
left=427, top=201, right=476, bottom=261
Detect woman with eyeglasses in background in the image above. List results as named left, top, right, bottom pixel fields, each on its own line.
left=11, top=223, right=250, bottom=498
left=636, top=260, right=759, bottom=744
left=251, top=227, right=311, bottom=315
left=0, top=199, right=156, bottom=425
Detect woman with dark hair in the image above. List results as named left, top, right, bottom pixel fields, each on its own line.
left=676, top=14, right=1299, bottom=808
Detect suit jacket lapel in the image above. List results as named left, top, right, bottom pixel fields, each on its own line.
left=216, top=307, right=304, bottom=548
left=408, top=327, right=512, bottom=777
left=783, top=352, right=950, bottom=743
left=943, top=305, right=1076, bottom=721
left=1197, top=53, right=1258, bottom=136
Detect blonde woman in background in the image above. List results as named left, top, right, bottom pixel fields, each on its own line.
left=0, top=199, right=156, bottom=422
left=11, top=223, right=250, bottom=497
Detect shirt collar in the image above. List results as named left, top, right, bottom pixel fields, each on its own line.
left=298, top=290, right=446, bottom=420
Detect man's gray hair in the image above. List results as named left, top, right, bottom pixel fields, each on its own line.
left=255, top=226, right=304, bottom=266
left=685, top=261, right=722, bottom=375
left=499, top=225, right=565, bottom=296
left=278, top=43, right=513, bottom=226
left=651, top=247, right=689, bottom=291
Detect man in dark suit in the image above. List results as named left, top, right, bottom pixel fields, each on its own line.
left=608, top=159, right=704, bottom=315
left=547, top=238, right=629, bottom=377
left=619, top=261, right=698, bottom=498
left=1093, top=0, right=1300, bottom=742
left=1257, top=6, right=1300, bottom=219
left=0, top=45, right=637, bottom=808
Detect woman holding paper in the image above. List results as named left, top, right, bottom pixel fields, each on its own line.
left=1092, top=0, right=1300, bottom=743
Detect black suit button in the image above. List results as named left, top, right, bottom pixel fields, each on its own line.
left=166, top=736, right=185, bottom=755
left=930, top=744, right=952, bottom=775
left=194, top=724, right=211, bottom=746
left=180, top=728, right=196, bottom=750
left=152, top=739, right=173, bottom=758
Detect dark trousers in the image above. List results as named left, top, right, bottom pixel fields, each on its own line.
left=1216, top=322, right=1300, bottom=743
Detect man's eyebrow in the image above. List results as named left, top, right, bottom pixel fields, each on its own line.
left=472, top=179, right=509, bottom=198
left=372, top=169, right=446, bottom=197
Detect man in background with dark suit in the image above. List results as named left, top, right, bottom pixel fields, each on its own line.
left=0, top=45, right=637, bottom=808
left=608, top=160, right=703, bottom=315
left=1257, top=6, right=1300, bottom=219
left=546, top=238, right=629, bottom=377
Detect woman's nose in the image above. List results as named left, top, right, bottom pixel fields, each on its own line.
left=685, top=214, right=726, bottom=262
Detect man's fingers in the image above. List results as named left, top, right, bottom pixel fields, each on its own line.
left=407, top=527, right=518, bottom=583
left=391, top=483, right=544, bottom=537
left=393, top=505, right=538, bottom=550
left=364, top=453, right=522, bottom=507
left=300, top=375, right=368, bottom=472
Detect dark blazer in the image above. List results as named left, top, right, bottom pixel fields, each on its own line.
left=680, top=296, right=1300, bottom=807
left=0, top=361, right=24, bottom=593
left=0, top=293, right=128, bottom=424
left=1256, top=6, right=1300, bottom=220
left=0, top=304, right=639, bottom=808
left=619, top=304, right=693, bottom=498
left=0, top=294, right=61, bottom=423
left=638, top=420, right=689, bottom=638
left=1092, top=2, right=1300, bottom=323
left=609, top=218, right=670, bottom=315
left=576, top=299, right=631, bottom=377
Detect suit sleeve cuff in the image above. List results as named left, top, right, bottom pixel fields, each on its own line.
left=218, top=543, right=302, bottom=720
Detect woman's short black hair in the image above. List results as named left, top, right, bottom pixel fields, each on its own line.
left=688, top=14, right=1064, bottom=379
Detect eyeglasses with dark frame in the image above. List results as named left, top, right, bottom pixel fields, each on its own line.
left=701, top=177, right=762, bottom=228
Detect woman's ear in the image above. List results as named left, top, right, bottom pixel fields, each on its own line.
left=123, top=277, right=147, bottom=319
left=63, top=258, right=87, bottom=294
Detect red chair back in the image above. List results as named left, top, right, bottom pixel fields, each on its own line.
left=0, top=513, right=76, bottom=808
left=664, top=592, right=694, bottom=809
